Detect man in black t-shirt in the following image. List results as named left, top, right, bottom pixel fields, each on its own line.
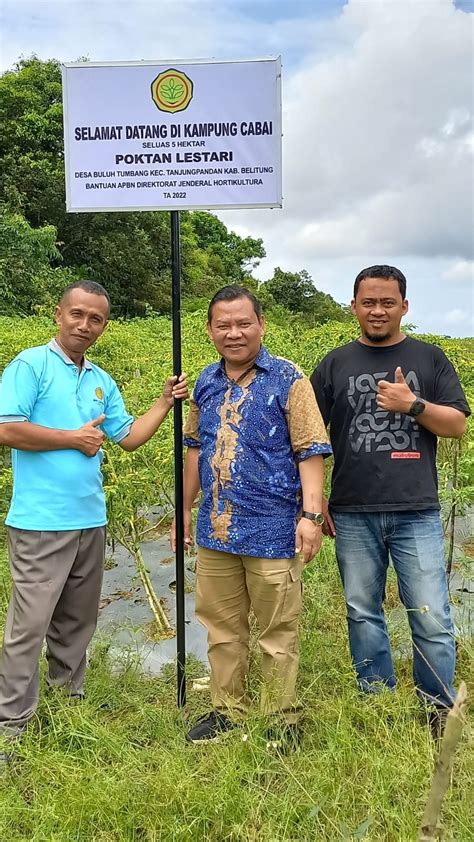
left=311, top=265, right=470, bottom=732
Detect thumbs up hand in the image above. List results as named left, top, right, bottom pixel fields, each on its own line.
left=377, top=367, right=416, bottom=413
left=395, top=366, right=405, bottom=384
left=73, top=414, right=106, bottom=456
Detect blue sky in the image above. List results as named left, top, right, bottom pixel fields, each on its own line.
left=1, top=0, right=473, bottom=336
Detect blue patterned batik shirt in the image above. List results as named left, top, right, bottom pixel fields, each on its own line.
left=183, top=346, right=332, bottom=559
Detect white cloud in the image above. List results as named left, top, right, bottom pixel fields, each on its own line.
left=274, top=0, right=473, bottom=259
left=445, top=308, right=471, bottom=324
left=442, top=260, right=474, bottom=283
left=0, top=0, right=327, bottom=72
left=221, top=0, right=474, bottom=334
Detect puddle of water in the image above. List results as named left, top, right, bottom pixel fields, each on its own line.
left=96, top=511, right=473, bottom=674
left=388, top=559, right=473, bottom=660
left=96, top=536, right=209, bottom=674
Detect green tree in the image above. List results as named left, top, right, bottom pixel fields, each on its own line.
left=189, top=212, right=265, bottom=282
left=0, top=57, right=64, bottom=225
left=264, top=268, right=315, bottom=312
left=0, top=209, right=74, bottom=314
left=263, top=268, right=350, bottom=323
left=0, top=57, right=267, bottom=316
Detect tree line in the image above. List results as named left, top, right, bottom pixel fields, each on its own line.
left=0, top=57, right=350, bottom=324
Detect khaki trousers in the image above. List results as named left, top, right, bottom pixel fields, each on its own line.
left=196, top=546, right=303, bottom=723
left=0, top=526, right=105, bottom=737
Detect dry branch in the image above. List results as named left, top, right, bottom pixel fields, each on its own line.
left=419, top=682, right=469, bottom=841
left=117, top=521, right=174, bottom=638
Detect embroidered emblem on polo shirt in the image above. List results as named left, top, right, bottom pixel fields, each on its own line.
left=95, top=387, right=104, bottom=400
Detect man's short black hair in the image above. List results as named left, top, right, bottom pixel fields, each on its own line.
left=353, top=265, right=407, bottom=300
left=60, top=280, right=111, bottom=313
left=208, top=285, right=263, bottom=323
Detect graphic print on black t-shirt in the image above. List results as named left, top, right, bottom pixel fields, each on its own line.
left=311, top=337, right=471, bottom=512
left=347, top=369, right=420, bottom=456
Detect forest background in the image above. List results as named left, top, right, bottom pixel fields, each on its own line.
left=0, top=58, right=352, bottom=326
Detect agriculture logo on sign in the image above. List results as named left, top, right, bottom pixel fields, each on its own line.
left=151, top=69, right=193, bottom=113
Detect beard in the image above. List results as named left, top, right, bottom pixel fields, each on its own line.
left=364, top=330, right=391, bottom=343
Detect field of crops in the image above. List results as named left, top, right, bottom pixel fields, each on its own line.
left=1, top=313, right=472, bottom=532
left=0, top=314, right=472, bottom=841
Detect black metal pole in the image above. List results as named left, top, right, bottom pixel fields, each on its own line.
left=171, top=209, right=186, bottom=707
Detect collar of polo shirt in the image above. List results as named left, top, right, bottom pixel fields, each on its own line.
left=48, top=338, right=93, bottom=370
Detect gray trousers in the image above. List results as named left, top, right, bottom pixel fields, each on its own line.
left=0, top=526, right=105, bottom=737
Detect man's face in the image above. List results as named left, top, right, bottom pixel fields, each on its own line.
left=207, top=296, right=265, bottom=367
left=55, top=289, right=109, bottom=357
left=351, top=277, right=408, bottom=343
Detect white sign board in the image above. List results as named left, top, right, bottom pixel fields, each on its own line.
left=62, top=58, right=282, bottom=213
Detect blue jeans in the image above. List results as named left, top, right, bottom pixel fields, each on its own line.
left=333, top=510, right=455, bottom=709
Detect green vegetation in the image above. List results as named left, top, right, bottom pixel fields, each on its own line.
left=0, top=540, right=472, bottom=842
left=0, top=314, right=472, bottom=840
left=1, top=314, right=471, bottom=535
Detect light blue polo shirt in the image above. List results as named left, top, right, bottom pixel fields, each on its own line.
left=0, top=339, right=134, bottom=531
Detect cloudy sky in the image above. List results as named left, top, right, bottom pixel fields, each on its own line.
left=1, top=0, right=473, bottom=336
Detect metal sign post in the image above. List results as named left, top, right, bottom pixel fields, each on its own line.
left=170, top=210, right=186, bottom=707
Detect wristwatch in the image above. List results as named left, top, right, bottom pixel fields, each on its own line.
left=408, top=398, right=426, bottom=417
left=302, top=511, right=325, bottom=526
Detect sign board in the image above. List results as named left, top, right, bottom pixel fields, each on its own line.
left=62, top=58, right=282, bottom=212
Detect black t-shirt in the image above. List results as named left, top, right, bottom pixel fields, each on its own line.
left=311, top=337, right=470, bottom=512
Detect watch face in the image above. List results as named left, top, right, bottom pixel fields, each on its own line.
left=410, top=399, right=426, bottom=417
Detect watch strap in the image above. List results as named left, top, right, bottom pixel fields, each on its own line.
left=302, top=511, right=325, bottom=526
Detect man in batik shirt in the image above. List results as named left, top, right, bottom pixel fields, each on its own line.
left=172, top=285, right=331, bottom=746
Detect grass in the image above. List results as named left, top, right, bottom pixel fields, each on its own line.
left=0, top=540, right=472, bottom=842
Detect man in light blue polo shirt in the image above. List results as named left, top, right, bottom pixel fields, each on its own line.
left=0, top=280, right=187, bottom=761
